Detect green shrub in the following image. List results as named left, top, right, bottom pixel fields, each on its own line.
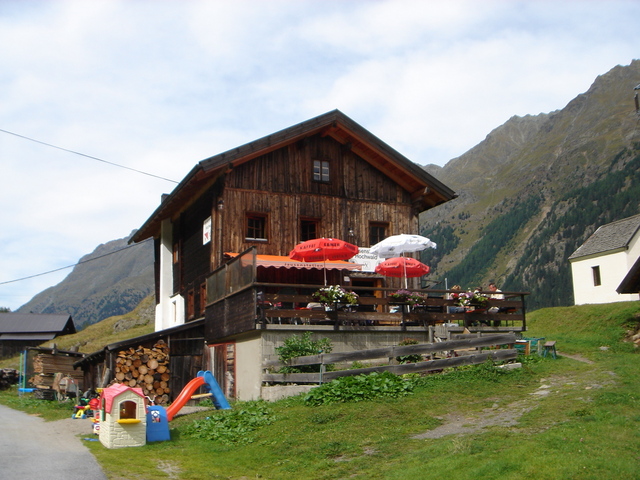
left=395, top=338, right=423, bottom=364
left=304, top=371, right=414, bottom=406
left=276, top=331, right=333, bottom=373
left=181, top=400, right=275, bottom=445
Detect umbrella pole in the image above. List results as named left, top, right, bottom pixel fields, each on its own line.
left=323, top=256, right=327, bottom=286
left=403, top=257, right=408, bottom=289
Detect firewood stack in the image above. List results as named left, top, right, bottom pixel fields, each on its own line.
left=0, top=368, right=18, bottom=390
left=110, top=340, right=171, bottom=405
left=29, top=353, right=83, bottom=390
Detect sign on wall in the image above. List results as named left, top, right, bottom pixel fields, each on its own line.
left=203, top=216, right=212, bottom=245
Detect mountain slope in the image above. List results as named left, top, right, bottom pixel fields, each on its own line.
left=421, top=60, right=640, bottom=310
left=17, top=231, right=154, bottom=329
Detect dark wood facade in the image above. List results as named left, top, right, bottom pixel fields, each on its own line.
left=134, top=110, right=457, bottom=324
left=125, top=110, right=462, bottom=401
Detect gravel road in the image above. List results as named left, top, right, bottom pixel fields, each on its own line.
left=0, top=404, right=107, bottom=480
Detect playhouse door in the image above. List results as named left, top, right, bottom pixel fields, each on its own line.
left=207, top=342, right=235, bottom=399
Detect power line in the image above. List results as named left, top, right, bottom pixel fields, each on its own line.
left=0, top=128, right=179, bottom=184
left=0, top=238, right=153, bottom=286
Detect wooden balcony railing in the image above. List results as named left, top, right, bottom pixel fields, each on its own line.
left=204, top=281, right=528, bottom=341
left=254, top=283, right=528, bottom=332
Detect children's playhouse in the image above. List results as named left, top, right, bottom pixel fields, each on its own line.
left=97, top=370, right=230, bottom=448
left=99, top=383, right=148, bottom=448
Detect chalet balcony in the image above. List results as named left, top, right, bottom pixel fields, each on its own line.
left=204, top=250, right=528, bottom=342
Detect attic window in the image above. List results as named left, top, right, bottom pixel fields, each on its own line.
left=592, top=266, right=601, bottom=287
left=313, top=160, right=330, bottom=182
left=246, top=213, right=268, bottom=241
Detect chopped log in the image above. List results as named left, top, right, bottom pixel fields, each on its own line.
left=108, top=342, right=170, bottom=398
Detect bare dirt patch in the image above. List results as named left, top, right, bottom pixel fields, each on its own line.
left=412, top=357, right=606, bottom=440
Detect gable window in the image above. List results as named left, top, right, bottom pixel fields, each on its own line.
left=313, top=160, right=330, bottom=182
left=369, top=222, right=388, bottom=246
left=592, top=266, right=601, bottom=287
left=300, top=218, right=319, bottom=242
left=246, top=213, right=268, bottom=241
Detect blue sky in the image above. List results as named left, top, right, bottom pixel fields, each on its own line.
left=1, top=0, right=638, bottom=311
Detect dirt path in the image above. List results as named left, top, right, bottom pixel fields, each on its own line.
left=412, top=354, right=600, bottom=440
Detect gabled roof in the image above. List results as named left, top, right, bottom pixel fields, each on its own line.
left=568, top=214, right=640, bottom=261
left=132, top=110, right=456, bottom=243
left=0, top=313, right=75, bottom=337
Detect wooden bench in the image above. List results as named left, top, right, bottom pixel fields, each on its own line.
left=542, top=340, right=557, bottom=359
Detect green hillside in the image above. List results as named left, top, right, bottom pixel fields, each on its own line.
left=16, top=232, right=154, bottom=329
left=421, top=60, right=640, bottom=309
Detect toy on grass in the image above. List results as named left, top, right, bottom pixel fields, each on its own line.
left=99, top=384, right=148, bottom=449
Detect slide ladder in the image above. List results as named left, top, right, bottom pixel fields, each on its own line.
left=165, top=370, right=231, bottom=421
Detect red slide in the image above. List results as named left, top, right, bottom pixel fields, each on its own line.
left=165, top=376, right=206, bottom=421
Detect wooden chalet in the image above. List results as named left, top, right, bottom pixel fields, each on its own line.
left=78, top=110, right=527, bottom=402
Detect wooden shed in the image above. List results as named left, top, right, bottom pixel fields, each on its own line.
left=0, top=313, right=76, bottom=359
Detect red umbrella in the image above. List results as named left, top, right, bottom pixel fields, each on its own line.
left=375, top=257, right=430, bottom=288
left=289, top=238, right=359, bottom=262
left=289, top=238, right=359, bottom=284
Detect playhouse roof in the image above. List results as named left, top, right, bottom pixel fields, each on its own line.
left=102, top=383, right=146, bottom=413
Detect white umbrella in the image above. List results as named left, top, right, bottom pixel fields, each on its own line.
left=369, top=234, right=437, bottom=259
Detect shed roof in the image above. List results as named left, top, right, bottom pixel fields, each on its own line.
left=617, top=255, right=640, bottom=294
left=74, top=318, right=203, bottom=369
left=568, top=214, right=640, bottom=261
left=131, top=109, right=456, bottom=243
left=0, top=333, right=57, bottom=341
left=0, top=313, right=75, bottom=335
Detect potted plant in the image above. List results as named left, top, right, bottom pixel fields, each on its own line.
left=454, top=290, right=488, bottom=311
left=388, top=289, right=413, bottom=304
left=312, top=285, right=359, bottom=309
left=408, top=292, right=429, bottom=306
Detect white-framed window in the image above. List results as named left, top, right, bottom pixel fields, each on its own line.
left=246, top=213, right=268, bottom=241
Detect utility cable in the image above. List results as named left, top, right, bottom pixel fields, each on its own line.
left=0, top=128, right=179, bottom=184
left=0, top=238, right=153, bottom=286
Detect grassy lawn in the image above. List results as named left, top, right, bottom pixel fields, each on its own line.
left=1, top=301, right=639, bottom=479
